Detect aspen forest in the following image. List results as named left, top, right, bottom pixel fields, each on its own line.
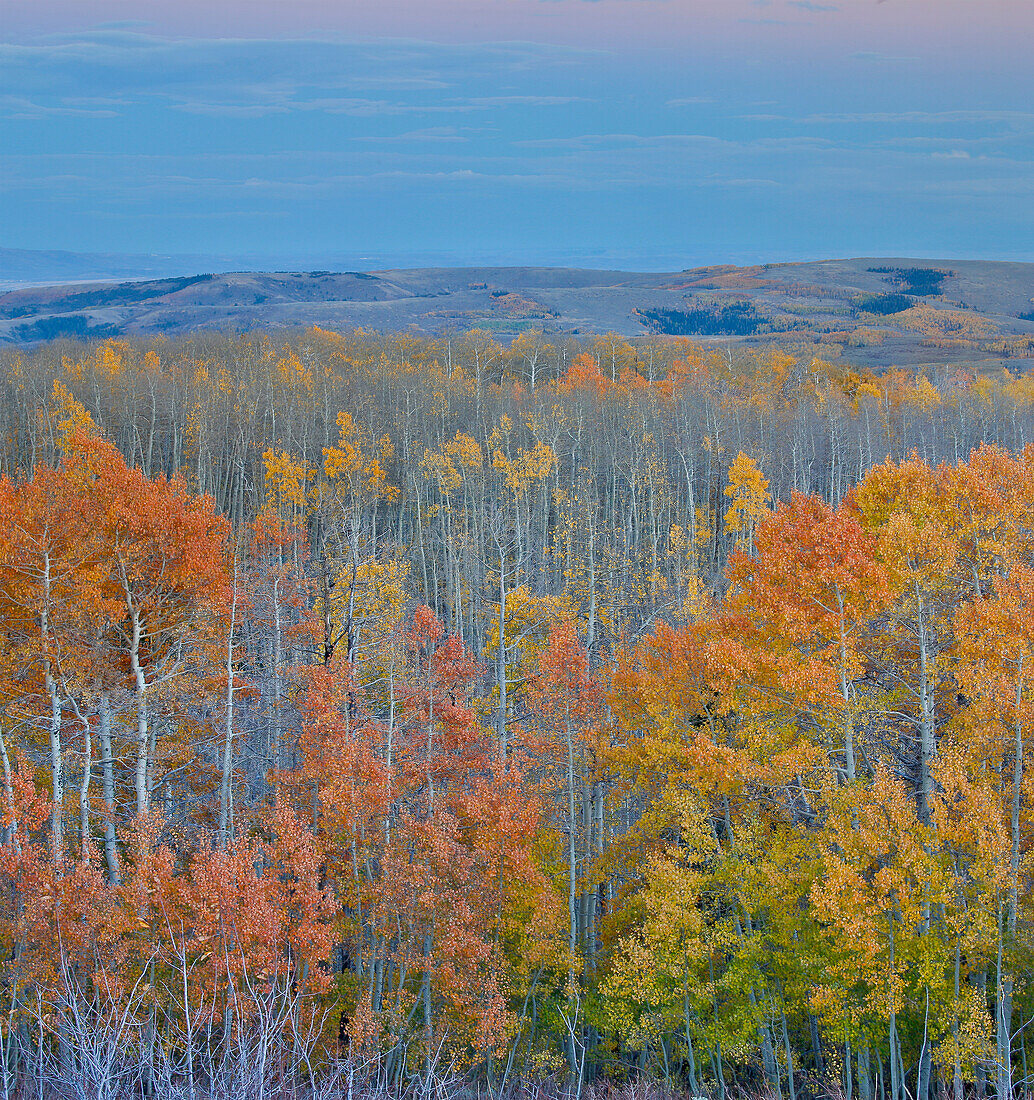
left=5, top=327, right=1034, bottom=1100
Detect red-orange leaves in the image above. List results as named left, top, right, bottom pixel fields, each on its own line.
left=530, top=619, right=602, bottom=729
left=727, top=492, right=890, bottom=709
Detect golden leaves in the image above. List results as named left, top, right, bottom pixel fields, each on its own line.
left=48, top=380, right=99, bottom=454
left=491, top=440, right=555, bottom=497
left=262, top=447, right=312, bottom=516
left=322, top=410, right=398, bottom=503
left=723, top=451, right=771, bottom=548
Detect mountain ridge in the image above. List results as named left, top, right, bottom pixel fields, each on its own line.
left=2, top=257, right=1032, bottom=371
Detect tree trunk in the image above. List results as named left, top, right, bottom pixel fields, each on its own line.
left=219, top=550, right=240, bottom=848
left=889, top=910, right=900, bottom=1100
left=565, top=715, right=579, bottom=1078
left=496, top=546, right=508, bottom=760
left=915, top=582, right=936, bottom=826
left=98, top=694, right=120, bottom=883
left=999, top=661, right=1024, bottom=1100
left=40, top=559, right=64, bottom=865
left=858, top=1044, right=873, bottom=1100
left=77, top=716, right=91, bottom=860
left=129, top=610, right=150, bottom=817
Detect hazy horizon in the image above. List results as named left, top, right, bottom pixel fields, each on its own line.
left=7, top=245, right=1034, bottom=293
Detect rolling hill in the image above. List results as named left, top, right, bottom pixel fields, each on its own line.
left=1, top=257, right=1032, bottom=370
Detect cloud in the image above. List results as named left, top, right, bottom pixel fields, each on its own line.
left=0, top=30, right=596, bottom=119
left=338, top=76, right=451, bottom=91
left=851, top=51, right=918, bottom=63
left=788, top=1, right=838, bottom=11
left=4, top=15, right=1033, bottom=263
left=171, top=94, right=588, bottom=119
left=3, top=119, right=1031, bottom=265
left=171, top=98, right=481, bottom=118
left=515, top=132, right=734, bottom=151
left=739, top=110, right=1034, bottom=126
left=806, top=110, right=1034, bottom=124
left=93, top=20, right=153, bottom=30
left=0, top=95, right=120, bottom=119
left=355, top=127, right=471, bottom=144
left=918, top=177, right=1034, bottom=197
left=456, top=95, right=590, bottom=106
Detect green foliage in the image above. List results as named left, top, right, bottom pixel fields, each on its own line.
left=853, top=292, right=916, bottom=315
left=867, top=267, right=951, bottom=296
left=637, top=303, right=764, bottom=336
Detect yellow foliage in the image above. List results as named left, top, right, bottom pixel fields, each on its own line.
left=262, top=447, right=313, bottom=517
left=49, top=381, right=98, bottom=451
left=445, top=432, right=482, bottom=468
left=275, top=352, right=314, bottom=395
left=492, top=441, right=556, bottom=496
left=320, top=555, right=411, bottom=668
left=484, top=586, right=575, bottom=671
left=421, top=433, right=484, bottom=496
left=723, top=451, right=771, bottom=547
left=420, top=448, right=462, bottom=495
left=94, top=341, right=126, bottom=379
left=323, top=411, right=398, bottom=503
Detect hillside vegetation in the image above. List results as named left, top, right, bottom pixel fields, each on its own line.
left=3, top=330, right=1034, bottom=1097
left=2, top=257, right=1033, bottom=373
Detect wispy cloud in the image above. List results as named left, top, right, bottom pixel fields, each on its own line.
left=458, top=95, right=590, bottom=106
left=355, top=127, right=474, bottom=144
left=0, top=94, right=120, bottom=119
left=738, top=110, right=1034, bottom=126
left=171, top=98, right=482, bottom=118
left=0, top=30, right=595, bottom=119
left=807, top=110, right=1034, bottom=124
left=851, top=51, right=918, bottom=63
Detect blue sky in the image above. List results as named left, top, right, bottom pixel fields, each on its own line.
left=2, top=0, right=1032, bottom=269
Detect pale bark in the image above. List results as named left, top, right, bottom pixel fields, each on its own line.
left=496, top=543, right=508, bottom=760
left=565, top=713, right=579, bottom=1077
left=0, top=732, right=21, bottom=857
left=218, top=547, right=240, bottom=848
left=998, top=658, right=1024, bottom=1100
left=97, top=693, right=120, bottom=884
left=77, top=715, right=91, bottom=861
left=127, top=606, right=150, bottom=817
left=915, top=581, right=936, bottom=826
left=40, top=555, right=64, bottom=865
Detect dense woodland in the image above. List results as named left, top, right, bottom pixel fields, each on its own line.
left=3, top=328, right=1034, bottom=1099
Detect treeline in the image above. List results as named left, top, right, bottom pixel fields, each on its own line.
left=2, top=328, right=1031, bottom=635
left=0, top=330, right=1034, bottom=1098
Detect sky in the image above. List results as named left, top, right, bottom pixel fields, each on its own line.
left=2, top=0, right=1033, bottom=269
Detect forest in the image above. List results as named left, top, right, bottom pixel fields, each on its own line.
left=2, top=327, right=1034, bottom=1100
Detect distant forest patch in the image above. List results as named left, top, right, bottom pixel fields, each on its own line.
left=854, top=292, right=916, bottom=316
left=13, top=315, right=120, bottom=342
left=637, top=301, right=763, bottom=336
left=868, top=266, right=952, bottom=296
left=1018, top=310, right=1034, bottom=322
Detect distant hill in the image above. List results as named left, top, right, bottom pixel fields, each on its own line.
left=0, top=247, right=255, bottom=290
left=2, top=257, right=1032, bottom=370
